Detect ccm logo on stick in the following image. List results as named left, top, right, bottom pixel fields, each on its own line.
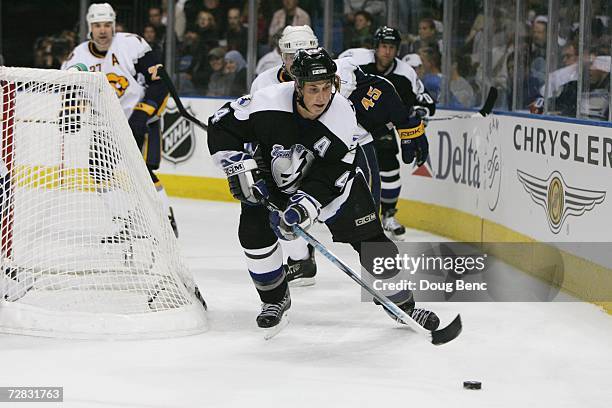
left=355, top=213, right=376, bottom=226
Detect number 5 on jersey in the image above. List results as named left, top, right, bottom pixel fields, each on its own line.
left=361, top=87, right=382, bottom=110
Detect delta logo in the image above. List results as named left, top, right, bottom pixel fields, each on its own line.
left=410, top=131, right=480, bottom=188
left=410, top=117, right=502, bottom=211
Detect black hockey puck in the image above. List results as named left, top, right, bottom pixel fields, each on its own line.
left=463, top=381, right=482, bottom=390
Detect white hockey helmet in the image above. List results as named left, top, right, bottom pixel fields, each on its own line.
left=279, top=25, right=319, bottom=55
left=87, top=3, right=116, bottom=37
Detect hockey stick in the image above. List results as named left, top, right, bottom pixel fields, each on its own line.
left=262, top=199, right=462, bottom=345
left=427, top=86, right=498, bottom=122
left=158, top=66, right=209, bottom=131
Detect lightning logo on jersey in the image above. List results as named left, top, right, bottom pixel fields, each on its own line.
left=270, top=144, right=315, bottom=194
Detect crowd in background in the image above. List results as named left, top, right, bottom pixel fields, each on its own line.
left=30, top=0, right=610, bottom=121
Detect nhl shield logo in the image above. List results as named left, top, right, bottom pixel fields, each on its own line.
left=161, top=103, right=196, bottom=164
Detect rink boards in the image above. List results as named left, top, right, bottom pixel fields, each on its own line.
left=156, top=96, right=612, bottom=311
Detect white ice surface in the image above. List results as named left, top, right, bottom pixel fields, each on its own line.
left=1, top=198, right=611, bottom=408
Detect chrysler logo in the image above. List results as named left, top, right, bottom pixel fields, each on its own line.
left=517, top=170, right=606, bottom=234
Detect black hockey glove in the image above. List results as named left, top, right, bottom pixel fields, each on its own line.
left=398, top=120, right=428, bottom=167
left=220, top=152, right=268, bottom=205
left=269, top=192, right=320, bottom=241
left=415, top=92, right=436, bottom=117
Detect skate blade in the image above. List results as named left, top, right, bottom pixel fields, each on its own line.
left=263, top=312, right=290, bottom=340
left=288, top=277, right=316, bottom=287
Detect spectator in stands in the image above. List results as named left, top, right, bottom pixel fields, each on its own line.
left=50, top=37, right=73, bottom=69
left=402, top=53, right=424, bottom=78
left=528, top=16, right=548, bottom=97
left=344, top=10, right=374, bottom=49
left=59, top=30, right=77, bottom=50
left=185, top=0, right=227, bottom=34
left=343, top=0, right=385, bottom=28
left=143, top=24, right=163, bottom=57
left=177, top=30, right=203, bottom=95
left=148, top=6, right=166, bottom=40
left=226, top=7, right=248, bottom=57
left=561, top=42, right=578, bottom=66
left=449, top=54, right=476, bottom=108
left=242, top=0, right=277, bottom=56
left=268, top=0, right=311, bottom=42
left=408, top=18, right=442, bottom=54
left=206, top=47, right=227, bottom=96
left=464, top=13, right=484, bottom=67
left=115, top=22, right=126, bottom=33
left=530, top=45, right=591, bottom=117
left=256, top=31, right=283, bottom=75
left=537, top=42, right=579, bottom=105
left=224, top=50, right=248, bottom=96
left=33, top=37, right=54, bottom=69
left=581, top=55, right=610, bottom=120
left=207, top=49, right=247, bottom=97
left=195, top=10, right=220, bottom=55
left=419, top=46, right=442, bottom=102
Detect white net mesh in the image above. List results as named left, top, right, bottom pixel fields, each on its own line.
left=0, top=67, right=207, bottom=339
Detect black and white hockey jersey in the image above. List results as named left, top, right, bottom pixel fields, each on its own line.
left=208, top=82, right=360, bottom=221
left=250, top=59, right=419, bottom=146
left=249, top=64, right=293, bottom=94
left=336, top=58, right=420, bottom=140
left=339, top=48, right=431, bottom=111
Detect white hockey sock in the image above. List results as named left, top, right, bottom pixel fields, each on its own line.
left=281, top=237, right=310, bottom=261
left=156, top=185, right=171, bottom=215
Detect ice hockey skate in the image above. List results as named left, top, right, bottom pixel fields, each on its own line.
left=382, top=208, right=406, bottom=240
left=376, top=298, right=440, bottom=331
left=100, top=209, right=152, bottom=244
left=257, top=290, right=291, bottom=340
left=285, top=244, right=317, bottom=287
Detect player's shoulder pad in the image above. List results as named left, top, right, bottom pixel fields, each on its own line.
left=70, top=41, right=91, bottom=58
left=319, top=95, right=358, bottom=149
left=337, top=48, right=375, bottom=65
left=392, top=58, right=420, bottom=82
left=392, top=58, right=418, bottom=78
left=335, top=58, right=359, bottom=98
left=233, top=82, right=294, bottom=120
left=250, top=64, right=284, bottom=93
left=115, top=32, right=152, bottom=61
left=392, top=58, right=425, bottom=93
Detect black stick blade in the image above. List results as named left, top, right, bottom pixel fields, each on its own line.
left=158, top=66, right=208, bottom=131
left=431, top=314, right=462, bottom=345
left=478, top=87, right=498, bottom=117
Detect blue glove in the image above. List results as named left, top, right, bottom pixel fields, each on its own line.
left=269, top=192, right=320, bottom=240
left=398, top=121, right=429, bottom=167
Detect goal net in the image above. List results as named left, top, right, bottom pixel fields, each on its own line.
left=0, top=67, right=207, bottom=339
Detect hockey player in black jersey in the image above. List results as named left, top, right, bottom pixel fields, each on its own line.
left=207, top=48, right=438, bottom=335
left=342, top=26, right=436, bottom=240
left=336, top=58, right=429, bottom=203
left=251, top=32, right=429, bottom=286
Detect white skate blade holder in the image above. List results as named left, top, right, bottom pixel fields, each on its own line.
left=263, top=311, right=290, bottom=340
left=288, top=277, right=316, bottom=287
